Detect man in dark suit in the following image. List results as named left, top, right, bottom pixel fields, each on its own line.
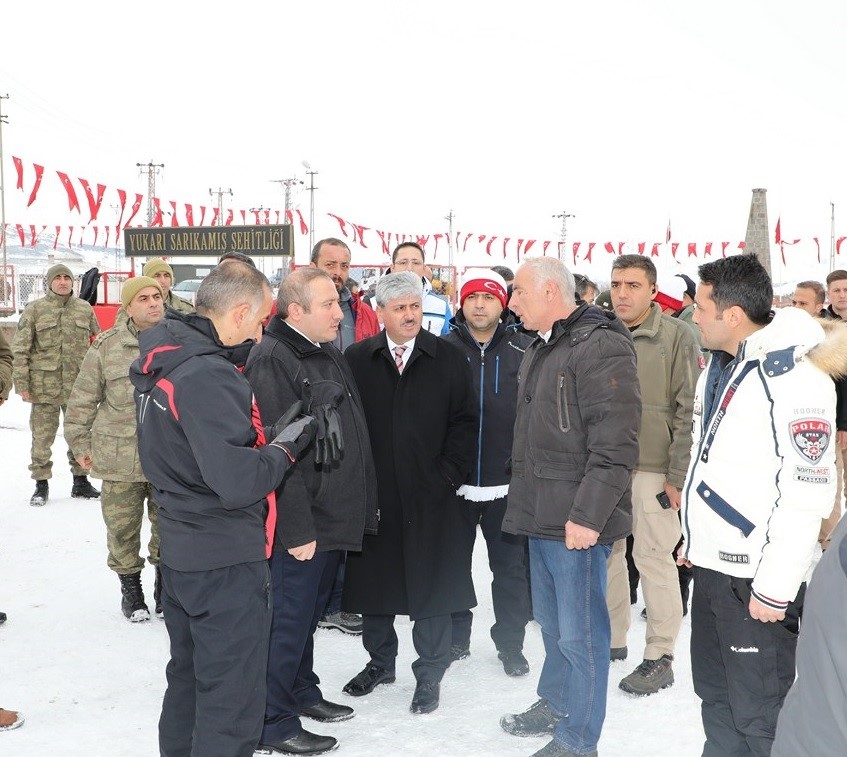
left=341, top=271, right=478, bottom=715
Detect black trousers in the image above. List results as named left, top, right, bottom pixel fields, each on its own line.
left=262, top=549, right=341, bottom=743
left=450, top=496, right=531, bottom=652
left=691, top=566, right=800, bottom=757
left=159, top=561, right=271, bottom=757
left=362, top=613, right=451, bottom=683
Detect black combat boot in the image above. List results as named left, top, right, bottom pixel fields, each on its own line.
left=29, top=480, right=49, bottom=507
left=153, top=567, right=164, bottom=619
left=71, top=475, right=100, bottom=499
left=118, top=572, right=150, bottom=622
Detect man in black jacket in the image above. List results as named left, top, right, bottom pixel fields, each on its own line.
left=341, top=271, right=478, bottom=716
left=442, top=268, right=533, bottom=677
left=500, top=257, right=641, bottom=757
left=130, top=263, right=317, bottom=757
left=244, top=268, right=378, bottom=756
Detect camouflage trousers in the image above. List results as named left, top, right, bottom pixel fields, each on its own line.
left=100, top=480, right=160, bottom=574
left=29, top=402, right=85, bottom=480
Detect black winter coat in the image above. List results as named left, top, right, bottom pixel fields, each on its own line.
left=442, top=313, right=533, bottom=487
left=243, top=317, right=378, bottom=552
left=130, top=310, right=294, bottom=571
left=343, top=329, right=479, bottom=620
left=503, top=304, right=641, bottom=544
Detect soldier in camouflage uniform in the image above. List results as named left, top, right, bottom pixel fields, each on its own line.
left=65, top=276, right=165, bottom=622
left=142, top=258, right=194, bottom=314
left=12, top=263, right=101, bottom=506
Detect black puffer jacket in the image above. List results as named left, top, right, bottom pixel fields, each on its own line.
left=244, top=317, right=378, bottom=551
left=503, top=304, right=641, bottom=543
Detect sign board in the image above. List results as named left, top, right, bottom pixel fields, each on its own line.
left=123, top=224, right=293, bottom=258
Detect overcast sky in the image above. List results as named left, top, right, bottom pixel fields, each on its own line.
left=2, top=0, right=845, bottom=279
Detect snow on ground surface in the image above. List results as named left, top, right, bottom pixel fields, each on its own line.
left=0, top=389, right=712, bottom=756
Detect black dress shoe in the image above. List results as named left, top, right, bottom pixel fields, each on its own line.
left=256, top=731, right=338, bottom=755
left=256, top=729, right=338, bottom=755
left=342, top=663, right=395, bottom=697
left=410, top=680, right=440, bottom=714
left=301, top=697, right=354, bottom=722
left=498, top=648, right=530, bottom=677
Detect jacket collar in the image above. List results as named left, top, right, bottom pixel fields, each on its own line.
left=264, top=316, right=323, bottom=356
left=630, top=302, right=663, bottom=339
left=447, top=311, right=510, bottom=350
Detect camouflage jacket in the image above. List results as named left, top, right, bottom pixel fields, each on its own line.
left=0, top=328, right=12, bottom=400
left=12, top=291, right=100, bottom=404
left=65, top=313, right=146, bottom=482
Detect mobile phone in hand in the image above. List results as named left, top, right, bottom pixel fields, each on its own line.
left=656, top=491, right=672, bottom=509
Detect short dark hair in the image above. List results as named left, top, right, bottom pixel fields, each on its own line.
left=490, top=265, right=514, bottom=282
left=572, top=273, right=597, bottom=299
left=795, top=280, right=825, bottom=305
left=698, top=254, right=772, bottom=326
left=611, top=254, right=657, bottom=286
left=391, top=242, right=425, bottom=264
left=278, top=267, right=333, bottom=318
left=310, top=237, right=351, bottom=264
left=218, top=251, right=256, bottom=268
left=826, top=270, right=847, bottom=288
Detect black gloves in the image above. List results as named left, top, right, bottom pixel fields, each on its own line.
left=303, top=380, right=346, bottom=465
left=269, top=401, right=318, bottom=461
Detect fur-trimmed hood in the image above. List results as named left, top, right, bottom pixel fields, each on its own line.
left=809, top=315, right=847, bottom=380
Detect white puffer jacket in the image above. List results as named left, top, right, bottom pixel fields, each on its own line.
left=682, top=307, right=847, bottom=610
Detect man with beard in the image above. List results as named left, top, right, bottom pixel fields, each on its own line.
left=310, top=238, right=379, bottom=353
left=342, top=271, right=477, bottom=715
left=442, top=268, right=533, bottom=676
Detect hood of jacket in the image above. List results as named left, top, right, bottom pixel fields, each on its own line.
left=130, top=309, right=255, bottom=393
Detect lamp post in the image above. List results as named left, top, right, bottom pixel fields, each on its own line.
left=302, top=161, right=318, bottom=257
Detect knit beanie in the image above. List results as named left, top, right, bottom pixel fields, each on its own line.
left=142, top=258, right=174, bottom=280
left=121, top=276, right=163, bottom=309
left=46, top=263, right=74, bottom=286
left=655, top=272, right=687, bottom=312
left=459, top=268, right=509, bottom=310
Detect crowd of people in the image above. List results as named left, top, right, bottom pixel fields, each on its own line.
left=2, top=244, right=846, bottom=756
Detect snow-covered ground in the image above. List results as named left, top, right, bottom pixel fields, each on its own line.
left=0, top=389, right=712, bottom=757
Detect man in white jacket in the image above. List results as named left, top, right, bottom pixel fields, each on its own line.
left=679, top=254, right=839, bottom=757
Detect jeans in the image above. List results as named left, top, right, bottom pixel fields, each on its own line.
left=530, top=536, right=611, bottom=755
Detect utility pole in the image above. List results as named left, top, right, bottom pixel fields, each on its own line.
left=831, top=202, right=836, bottom=273
left=209, top=187, right=233, bottom=226
left=0, top=93, right=9, bottom=300
left=302, top=162, right=318, bottom=256
left=270, top=177, right=304, bottom=220
left=136, top=161, right=164, bottom=227
left=552, top=211, right=575, bottom=263
left=444, top=209, right=455, bottom=269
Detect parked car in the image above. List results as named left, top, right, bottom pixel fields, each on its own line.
left=171, top=278, right=203, bottom=305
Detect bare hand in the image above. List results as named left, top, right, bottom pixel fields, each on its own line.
left=564, top=520, right=600, bottom=550
left=19, top=390, right=31, bottom=402
left=287, top=540, right=317, bottom=561
left=748, top=595, right=786, bottom=623
left=0, top=397, right=5, bottom=406
left=663, top=482, right=682, bottom=511
left=76, top=454, right=93, bottom=470
left=675, top=544, right=693, bottom=569
left=838, top=430, right=847, bottom=450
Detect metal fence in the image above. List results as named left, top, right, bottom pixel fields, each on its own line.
left=0, top=264, right=130, bottom=314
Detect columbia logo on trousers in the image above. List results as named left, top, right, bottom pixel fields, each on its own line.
left=730, top=646, right=759, bottom=653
